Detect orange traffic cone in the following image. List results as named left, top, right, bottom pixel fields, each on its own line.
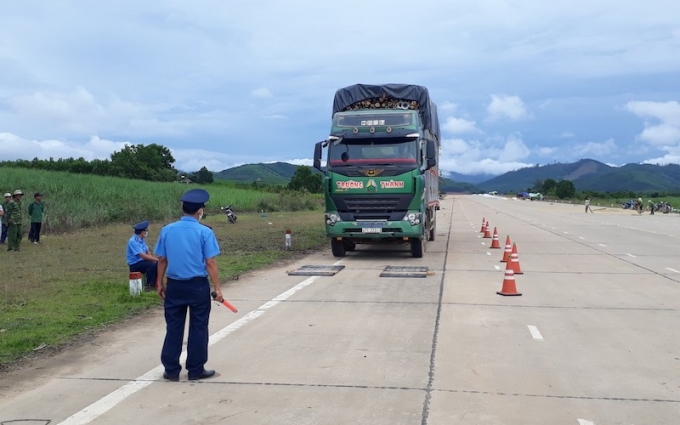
left=505, top=243, right=523, bottom=274
left=483, top=222, right=491, bottom=238
left=497, top=269, right=522, bottom=296
left=479, top=218, right=486, bottom=233
left=500, top=236, right=512, bottom=262
left=490, top=227, right=501, bottom=248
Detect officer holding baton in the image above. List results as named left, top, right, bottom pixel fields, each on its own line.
left=155, top=188, right=224, bottom=381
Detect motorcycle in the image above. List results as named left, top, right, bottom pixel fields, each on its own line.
left=221, top=205, right=237, bottom=224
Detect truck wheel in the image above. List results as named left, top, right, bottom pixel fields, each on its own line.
left=428, top=215, right=436, bottom=241
left=331, top=239, right=346, bottom=257
left=343, top=240, right=356, bottom=251
left=410, top=238, right=424, bottom=258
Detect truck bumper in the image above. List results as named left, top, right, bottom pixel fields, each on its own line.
left=326, top=221, right=423, bottom=241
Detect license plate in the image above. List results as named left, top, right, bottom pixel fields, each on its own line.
left=362, top=227, right=382, bottom=233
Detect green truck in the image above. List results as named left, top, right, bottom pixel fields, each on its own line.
left=313, top=84, right=441, bottom=258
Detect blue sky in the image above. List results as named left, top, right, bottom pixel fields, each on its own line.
left=1, top=1, right=679, bottom=176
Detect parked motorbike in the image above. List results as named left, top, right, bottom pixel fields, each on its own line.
left=221, top=205, right=237, bottom=224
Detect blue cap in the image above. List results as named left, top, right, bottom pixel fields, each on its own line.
left=132, top=220, right=149, bottom=231
left=180, top=188, right=210, bottom=207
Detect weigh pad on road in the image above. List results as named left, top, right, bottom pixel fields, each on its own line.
left=287, top=265, right=346, bottom=276
left=380, top=266, right=431, bottom=278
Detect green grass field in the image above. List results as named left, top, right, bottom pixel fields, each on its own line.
left=0, top=166, right=328, bottom=369
left=0, top=209, right=327, bottom=369
left=0, top=167, right=321, bottom=233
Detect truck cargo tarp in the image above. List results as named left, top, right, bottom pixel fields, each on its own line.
left=332, top=84, right=440, bottom=141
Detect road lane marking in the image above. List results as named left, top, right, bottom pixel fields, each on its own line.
left=563, top=231, right=569, bottom=234
left=494, top=265, right=500, bottom=270
left=598, top=243, right=607, bottom=247
left=57, top=260, right=344, bottom=425
left=577, top=419, right=595, bottom=425
left=579, top=236, right=585, bottom=240
left=626, top=253, right=636, bottom=258
left=527, top=325, right=544, bottom=341
left=667, top=268, right=680, bottom=273
left=486, top=252, right=492, bottom=256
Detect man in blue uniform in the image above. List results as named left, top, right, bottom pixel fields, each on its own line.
left=155, top=188, right=224, bottom=381
left=126, top=220, right=158, bottom=289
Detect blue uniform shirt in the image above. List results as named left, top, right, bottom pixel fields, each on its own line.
left=154, top=216, right=221, bottom=280
left=126, top=234, right=149, bottom=265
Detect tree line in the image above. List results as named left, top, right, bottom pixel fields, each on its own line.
left=0, top=143, right=215, bottom=184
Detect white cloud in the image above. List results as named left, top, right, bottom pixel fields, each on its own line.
left=250, top=87, right=274, bottom=98
left=626, top=100, right=680, bottom=145
left=572, top=138, right=618, bottom=157
left=486, top=95, right=530, bottom=122
left=442, top=116, right=481, bottom=134
left=439, top=133, right=531, bottom=175
left=0, top=133, right=128, bottom=160
left=438, top=101, right=458, bottom=113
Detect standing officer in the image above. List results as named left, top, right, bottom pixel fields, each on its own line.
left=155, top=188, right=224, bottom=381
left=28, top=192, right=46, bottom=244
left=1, top=193, right=11, bottom=244
left=126, top=220, right=158, bottom=289
left=6, top=190, right=24, bottom=251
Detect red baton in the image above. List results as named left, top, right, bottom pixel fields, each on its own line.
left=211, top=291, right=238, bottom=313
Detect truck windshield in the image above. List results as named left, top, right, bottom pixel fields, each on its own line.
left=328, top=138, right=418, bottom=166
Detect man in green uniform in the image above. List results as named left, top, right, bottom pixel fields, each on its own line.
left=28, top=192, right=45, bottom=244
left=6, top=189, right=24, bottom=251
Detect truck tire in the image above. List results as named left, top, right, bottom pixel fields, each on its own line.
left=428, top=214, right=436, bottom=241
left=331, top=239, right=346, bottom=257
left=410, top=238, right=423, bottom=258
left=343, top=240, right=356, bottom=251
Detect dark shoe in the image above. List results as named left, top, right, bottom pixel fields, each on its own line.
left=188, top=369, right=215, bottom=381
left=163, top=372, right=179, bottom=382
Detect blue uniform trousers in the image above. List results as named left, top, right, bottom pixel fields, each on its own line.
left=0, top=224, right=7, bottom=243
left=161, top=277, right=211, bottom=377
left=129, top=260, right=157, bottom=287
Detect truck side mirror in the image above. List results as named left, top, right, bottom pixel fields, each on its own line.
left=425, top=139, right=437, bottom=170
left=313, top=142, right=323, bottom=171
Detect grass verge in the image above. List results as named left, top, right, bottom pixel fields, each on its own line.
left=0, top=210, right=327, bottom=369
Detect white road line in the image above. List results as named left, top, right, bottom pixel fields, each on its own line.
left=494, top=265, right=500, bottom=270
left=667, top=268, right=680, bottom=273
left=563, top=231, right=569, bottom=234
left=577, top=419, right=595, bottom=425
left=527, top=325, right=544, bottom=341
left=579, top=236, right=585, bottom=240
left=57, top=260, right=343, bottom=425
left=626, top=253, right=636, bottom=258
left=598, top=243, right=607, bottom=247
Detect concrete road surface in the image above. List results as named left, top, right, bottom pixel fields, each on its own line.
left=1, top=195, right=680, bottom=424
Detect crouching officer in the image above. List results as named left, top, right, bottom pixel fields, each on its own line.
left=155, top=188, right=224, bottom=381
left=126, top=220, right=158, bottom=289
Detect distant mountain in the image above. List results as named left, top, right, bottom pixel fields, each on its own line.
left=476, top=159, right=680, bottom=193
left=214, top=159, right=680, bottom=194
left=214, top=162, right=299, bottom=185
left=445, top=171, right=495, bottom=184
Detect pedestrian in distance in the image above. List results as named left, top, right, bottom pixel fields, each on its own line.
left=126, top=220, right=158, bottom=289
left=0, top=193, right=11, bottom=244
left=28, top=192, right=45, bottom=244
left=154, top=188, right=224, bottom=382
left=585, top=197, right=594, bottom=213
left=6, top=190, right=24, bottom=251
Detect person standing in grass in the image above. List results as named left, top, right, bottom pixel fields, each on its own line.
left=0, top=193, right=10, bottom=244
left=126, top=220, right=158, bottom=289
left=154, top=188, right=224, bottom=382
left=28, top=192, right=45, bottom=244
left=6, top=189, right=24, bottom=251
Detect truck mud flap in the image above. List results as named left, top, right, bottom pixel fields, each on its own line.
left=380, top=266, right=431, bottom=278
left=287, top=265, right=346, bottom=276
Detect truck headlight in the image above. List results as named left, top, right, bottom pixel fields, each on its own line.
left=403, top=212, right=421, bottom=225
left=325, top=213, right=341, bottom=226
